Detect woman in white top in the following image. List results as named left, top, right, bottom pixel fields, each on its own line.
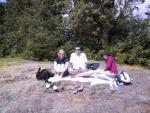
left=54, top=49, right=69, bottom=77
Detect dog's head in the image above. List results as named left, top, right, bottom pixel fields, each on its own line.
left=45, top=69, right=55, bottom=78
left=36, top=68, right=42, bottom=80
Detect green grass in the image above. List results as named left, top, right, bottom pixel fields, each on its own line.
left=0, top=57, right=23, bottom=67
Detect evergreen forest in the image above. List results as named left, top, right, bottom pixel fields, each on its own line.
left=0, top=0, right=150, bottom=67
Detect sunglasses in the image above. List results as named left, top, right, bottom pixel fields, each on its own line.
left=75, top=48, right=80, bottom=50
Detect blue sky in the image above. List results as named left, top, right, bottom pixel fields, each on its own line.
left=0, top=0, right=6, bottom=2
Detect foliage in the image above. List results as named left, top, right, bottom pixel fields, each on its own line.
left=0, top=0, right=149, bottom=68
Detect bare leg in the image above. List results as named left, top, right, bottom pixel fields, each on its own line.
left=76, top=70, right=94, bottom=77
left=96, top=74, right=113, bottom=81
left=68, top=68, right=79, bottom=76
left=95, top=69, right=115, bottom=80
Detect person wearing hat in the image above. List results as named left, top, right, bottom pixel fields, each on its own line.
left=54, top=49, right=69, bottom=78
left=96, top=51, right=118, bottom=80
left=102, top=51, right=118, bottom=76
left=93, top=51, right=119, bottom=90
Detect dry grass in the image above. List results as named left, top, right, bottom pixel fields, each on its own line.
left=0, top=58, right=22, bottom=67
left=121, top=64, right=144, bottom=70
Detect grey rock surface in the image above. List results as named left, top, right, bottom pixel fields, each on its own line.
left=0, top=61, right=150, bottom=113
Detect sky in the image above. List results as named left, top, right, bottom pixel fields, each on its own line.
left=0, top=0, right=5, bottom=2
left=133, top=0, right=150, bottom=18
left=0, top=0, right=150, bottom=18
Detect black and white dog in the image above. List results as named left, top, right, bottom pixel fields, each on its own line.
left=36, top=68, right=64, bottom=90
left=36, top=68, right=54, bottom=83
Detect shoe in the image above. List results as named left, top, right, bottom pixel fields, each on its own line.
left=117, top=82, right=123, bottom=86
left=46, top=83, right=50, bottom=89
left=72, top=88, right=78, bottom=94
left=110, top=80, right=118, bottom=91
left=130, top=79, right=133, bottom=84
left=70, top=85, right=78, bottom=94
left=77, top=85, right=84, bottom=92
left=52, top=85, right=58, bottom=91
left=70, top=85, right=84, bottom=94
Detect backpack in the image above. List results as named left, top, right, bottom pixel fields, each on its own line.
left=115, top=71, right=133, bottom=84
left=87, top=62, right=99, bottom=70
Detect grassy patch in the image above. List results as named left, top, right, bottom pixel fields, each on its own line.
left=121, top=64, right=144, bottom=70
left=0, top=58, right=23, bottom=68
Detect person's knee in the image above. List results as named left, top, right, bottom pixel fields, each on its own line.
left=68, top=68, right=78, bottom=75
left=89, top=70, right=94, bottom=75
left=68, top=68, right=74, bottom=74
left=60, top=64, right=65, bottom=69
left=55, top=64, right=61, bottom=71
left=68, top=68, right=73, bottom=72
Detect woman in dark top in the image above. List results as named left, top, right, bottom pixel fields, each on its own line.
left=54, top=49, right=69, bottom=78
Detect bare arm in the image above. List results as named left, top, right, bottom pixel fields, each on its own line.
left=54, top=61, right=58, bottom=72
left=62, top=62, right=69, bottom=72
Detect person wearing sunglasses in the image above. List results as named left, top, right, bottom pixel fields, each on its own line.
left=69, top=45, right=93, bottom=77
left=54, top=49, right=69, bottom=78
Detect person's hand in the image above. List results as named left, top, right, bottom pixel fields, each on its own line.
left=95, top=68, right=104, bottom=74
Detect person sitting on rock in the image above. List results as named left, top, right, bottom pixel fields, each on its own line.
left=54, top=49, right=69, bottom=78
left=92, top=51, right=119, bottom=90
left=68, top=45, right=93, bottom=77
left=95, top=51, right=118, bottom=84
